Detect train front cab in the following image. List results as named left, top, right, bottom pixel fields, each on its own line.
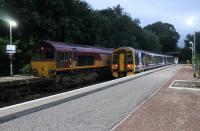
left=31, top=43, right=56, bottom=77
left=31, top=44, right=78, bottom=77
left=112, top=48, right=135, bottom=78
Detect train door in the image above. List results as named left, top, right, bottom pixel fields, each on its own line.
left=72, top=48, right=78, bottom=67
left=141, top=52, right=147, bottom=70
left=138, top=52, right=142, bottom=71
left=112, top=53, right=119, bottom=78
left=134, top=51, right=140, bottom=72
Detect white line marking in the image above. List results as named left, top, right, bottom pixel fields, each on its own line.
left=169, top=86, right=200, bottom=91
left=169, top=80, right=200, bottom=91
left=169, top=80, right=175, bottom=88
left=170, top=80, right=200, bottom=82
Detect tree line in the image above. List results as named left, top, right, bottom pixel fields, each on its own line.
left=181, top=32, right=200, bottom=63
left=0, top=0, right=180, bottom=75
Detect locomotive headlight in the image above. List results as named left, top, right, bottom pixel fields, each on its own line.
left=127, top=64, right=132, bottom=68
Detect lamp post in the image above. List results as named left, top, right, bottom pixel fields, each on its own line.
left=186, top=18, right=197, bottom=77
left=193, top=21, right=197, bottom=77
left=189, top=41, right=194, bottom=67
left=189, top=41, right=193, bottom=55
left=8, top=20, right=17, bottom=76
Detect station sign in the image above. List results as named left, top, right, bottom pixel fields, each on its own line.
left=6, top=45, right=16, bottom=54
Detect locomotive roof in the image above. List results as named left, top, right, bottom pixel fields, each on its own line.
left=37, top=41, right=113, bottom=54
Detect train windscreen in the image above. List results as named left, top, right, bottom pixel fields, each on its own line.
left=113, top=54, right=118, bottom=64
left=32, top=50, right=54, bottom=60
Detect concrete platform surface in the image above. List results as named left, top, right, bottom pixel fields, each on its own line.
left=0, top=75, right=51, bottom=88
left=0, top=75, right=35, bottom=82
left=113, top=65, right=200, bottom=131
left=0, top=65, right=181, bottom=131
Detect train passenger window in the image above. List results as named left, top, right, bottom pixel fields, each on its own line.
left=150, top=56, right=156, bottom=64
left=87, top=56, right=94, bottom=65
left=141, top=53, right=145, bottom=64
left=148, top=55, right=153, bottom=64
left=146, top=55, right=150, bottom=64
left=78, top=56, right=85, bottom=66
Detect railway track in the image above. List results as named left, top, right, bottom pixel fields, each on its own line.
left=0, top=77, right=113, bottom=108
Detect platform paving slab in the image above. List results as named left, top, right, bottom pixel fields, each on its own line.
left=113, top=65, right=200, bottom=131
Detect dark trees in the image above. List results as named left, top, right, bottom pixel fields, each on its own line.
left=139, top=29, right=161, bottom=52
left=0, top=0, right=180, bottom=75
left=144, top=22, right=180, bottom=53
left=92, top=5, right=142, bottom=48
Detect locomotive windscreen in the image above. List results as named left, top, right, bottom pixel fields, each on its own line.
left=32, top=47, right=54, bottom=60
left=113, top=54, right=118, bottom=64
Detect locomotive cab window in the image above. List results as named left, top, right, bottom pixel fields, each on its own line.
left=33, top=50, right=54, bottom=60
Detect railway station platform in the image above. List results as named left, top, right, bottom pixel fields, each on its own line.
left=113, top=65, right=200, bottom=131
left=0, top=75, right=49, bottom=88
left=0, top=75, right=34, bottom=82
left=0, top=65, right=198, bottom=131
left=0, top=75, right=53, bottom=100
